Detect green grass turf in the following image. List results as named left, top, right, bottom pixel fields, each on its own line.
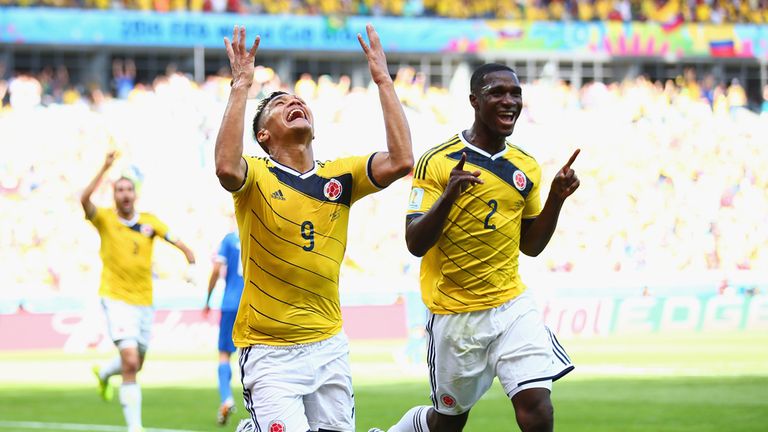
left=0, top=377, right=766, bottom=432
left=0, top=332, right=766, bottom=431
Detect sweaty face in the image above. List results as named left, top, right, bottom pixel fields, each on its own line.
left=261, top=94, right=314, bottom=141
left=113, top=179, right=136, bottom=215
left=473, top=71, right=522, bottom=137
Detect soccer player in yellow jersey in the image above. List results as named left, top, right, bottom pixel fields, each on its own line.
left=82, top=151, right=196, bottom=432
left=215, top=25, right=413, bottom=432
left=374, top=64, right=580, bottom=432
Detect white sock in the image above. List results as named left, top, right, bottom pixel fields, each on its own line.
left=388, top=406, right=431, bottom=432
left=99, top=356, right=122, bottom=380
left=119, top=383, right=142, bottom=430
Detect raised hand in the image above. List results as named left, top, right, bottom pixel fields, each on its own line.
left=357, top=24, right=391, bottom=86
left=103, top=151, right=118, bottom=170
left=444, top=153, right=483, bottom=202
left=224, top=25, right=260, bottom=88
left=550, top=149, right=580, bottom=201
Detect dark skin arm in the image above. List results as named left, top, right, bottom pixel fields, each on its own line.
left=519, top=149, right=581, bottom=256
left=406, top=149, right=581, bottom=258
left=405, top=153, right=483, bottom=257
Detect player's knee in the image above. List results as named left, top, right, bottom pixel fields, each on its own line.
left=515, top=397, right=553, bottom=432
left=122, top=357, right=140, bottom=375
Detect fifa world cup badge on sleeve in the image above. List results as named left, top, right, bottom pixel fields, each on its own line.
left=408, top=187, right=424, bottom=210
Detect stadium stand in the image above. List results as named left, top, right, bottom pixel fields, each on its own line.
left=2, top=0, right=768, bottom=23
left=1, top=62, right=766, bottom=313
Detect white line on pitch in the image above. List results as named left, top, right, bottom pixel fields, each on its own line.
left=0, top=420, right=203, bottom=432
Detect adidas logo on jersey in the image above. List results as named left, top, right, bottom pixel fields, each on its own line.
left=271, top=190, right=286, bottom=200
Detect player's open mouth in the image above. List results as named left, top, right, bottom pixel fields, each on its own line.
left=286, top=108, right=307, bottom=122
left=498, top=111, right=518, bottom=126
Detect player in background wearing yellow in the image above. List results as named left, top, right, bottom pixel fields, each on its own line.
left=204, top=229, right=245, bottom=426
left=83, top=151, right=196, bottom=432
left=372, top=64, right=580, bottom=432
left=215, top=24, right=413, bottom=432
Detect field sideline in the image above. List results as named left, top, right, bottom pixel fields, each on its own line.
left=0, top=333, right=766, bottom=431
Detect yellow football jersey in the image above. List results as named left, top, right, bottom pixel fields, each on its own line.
left=232, top=154, right=382, bottom=346
left=406, top=133, right=542, bottom=314
left=88, top=208, right=172, bottom=306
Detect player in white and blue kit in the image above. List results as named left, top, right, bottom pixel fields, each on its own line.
left=205, top=231, right=244, bottom=425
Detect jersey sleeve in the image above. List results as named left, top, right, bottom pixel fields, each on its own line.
left=232, top=156, right=261, bottom=197
left=148, top=215, right=176, bottom=243
left=521, top=162, right=543, bottom=219
left=88, top=207, right=108, bottom=229
left=406, top=152, right=446, bottom=217
left=337, top=153, right=382, bottom=204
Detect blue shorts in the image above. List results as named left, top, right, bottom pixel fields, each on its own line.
left=218, top=310, right=238, bottom=353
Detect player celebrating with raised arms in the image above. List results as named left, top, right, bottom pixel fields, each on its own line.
left=83, top=151, right=196, bottom=432
left=373, top=63, right=579, bottom=432
left=215, top=24, right=413, bottom=432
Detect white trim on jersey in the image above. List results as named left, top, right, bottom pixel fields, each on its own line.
left=117, top=213, right=140, bottom=226
left=458, top=130, right=509, bottom=160
left=269, top=157, right=318, bottom=179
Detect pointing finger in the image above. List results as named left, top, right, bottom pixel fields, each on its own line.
left=563, top=148, right=580, bottom=172
left=455, top=152, right=466, bottom=171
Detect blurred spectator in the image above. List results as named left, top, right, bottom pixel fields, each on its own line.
left=7, top=72, right=42, bottom=109
left=727, top=78, right=748, bottom=111
left=762, top=84, right=768, bottom=114
left=113, top=59, right=136, bottom=100
left=0, top=62, right=7, bottom=108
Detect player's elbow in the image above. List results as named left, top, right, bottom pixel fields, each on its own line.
left=405, top=236, right=428, bottom=257
left=215, top=165, right=242, bottom=190
left=406, top=243, right=427, bottom=257
left=394, top=154, right=415, bottom=175
left=519, top=243, right=542, bottom=257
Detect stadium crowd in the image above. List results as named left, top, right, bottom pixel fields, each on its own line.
left=1, top=61, right=767, bottom=311
left=2, top=0, right=768, bottom=23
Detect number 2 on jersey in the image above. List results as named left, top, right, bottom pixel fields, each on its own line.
left=484, top=199, right=498, bottom=230
left=301, top=221, right=315, bottom=251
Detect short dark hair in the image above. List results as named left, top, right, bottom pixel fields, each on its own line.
left=252, top=91, right=288, bottom=152
left=114, top=176, right=135, bottom=189
left=470, top=63, right=516, bottom=95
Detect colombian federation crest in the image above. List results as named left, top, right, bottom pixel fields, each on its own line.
left=513, top=170, right=527, bottom=191
left=440, top=393, right=456, bottom=408
left=268, top=420, right=285, bottom=432
left=324, top=178, right=342, bottom=201
left=139, top=224, right=154, bottom=238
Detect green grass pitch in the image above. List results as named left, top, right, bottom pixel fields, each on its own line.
left=0, top=332, right=766, bottom=431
